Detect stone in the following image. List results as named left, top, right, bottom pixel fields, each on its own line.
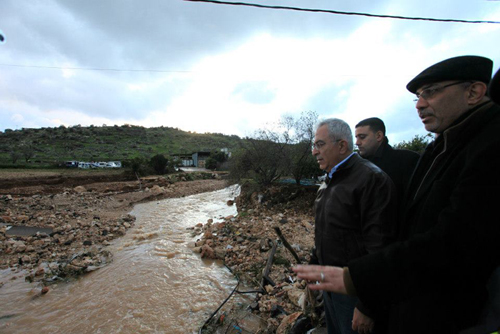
left=0, top=215, right=12, bottom=223
left=260, top=238, right=271, bottom=252
left=21, top=255, right=31, bottom=264
left=214, top=247, right=226, bottom=259
left=17, top=215, right=30, bottom=223
left=14, top=241, right=27, bottom=253
left=236, top=313, right=266, bottom=333
left=74, top=186, right=86, bottom=193
left=151, top=185, right=163, bottom=194
left=276, top=312, right=302, bottom=334
left=287, top=289, right=304, bottom=307
left=200, top=244, right=216, bottom=259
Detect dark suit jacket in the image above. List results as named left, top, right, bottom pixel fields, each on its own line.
left=366, top=138, right=420, bottom=199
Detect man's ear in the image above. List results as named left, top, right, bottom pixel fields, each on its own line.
left=467, top=82, right=488, bottom=105
left=338, top=140, right=349, bottom=154
left=375, top=130, right=384, bottom=142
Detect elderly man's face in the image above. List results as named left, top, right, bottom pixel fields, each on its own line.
left=415, top=81, right=471, bottom=134
left=312, top=124, right=342, bottom=172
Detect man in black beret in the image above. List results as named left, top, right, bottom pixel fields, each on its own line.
left=294, top=55, right=500, bottom=333
left=461, top=66, right=500, bottom=334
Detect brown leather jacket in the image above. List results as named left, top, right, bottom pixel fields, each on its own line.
left=314, top=153, right=397, bottom=267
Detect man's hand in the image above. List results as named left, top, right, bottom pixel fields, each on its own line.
left=352, top=307, right=374, bottom=334
left=292, top=265, right=347, bottom=294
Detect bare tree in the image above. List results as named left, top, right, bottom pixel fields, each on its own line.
left=229, top=110, right=320, bottom=186
left=20, top=141, right=35, bottom=162
left=10, top=150, right=22, bottom=164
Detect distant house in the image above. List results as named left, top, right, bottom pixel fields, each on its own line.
left=192, top=151, right=211, bottom=168
left=172, top=153, right=195, bottom=167
left=171, top=151, right=211, bottom=168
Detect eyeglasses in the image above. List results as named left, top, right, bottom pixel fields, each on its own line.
left=413, top=81, right=470, bottom=102
left=311, top=139, right=342, bottom=151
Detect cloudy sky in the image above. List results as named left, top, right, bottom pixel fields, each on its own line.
left=1, top=0, right=499, bottom=144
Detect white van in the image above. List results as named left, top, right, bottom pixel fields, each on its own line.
left=78, top=162, right=91, bottom=169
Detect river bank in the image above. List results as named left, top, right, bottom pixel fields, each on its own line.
left=191, top=182, right=322, bottom=333
left=0, top=170, right=322, bottom=333
left=0, top=170, right=229, bottom=286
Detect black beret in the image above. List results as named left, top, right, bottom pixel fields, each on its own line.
left=489, top=68, right=500, bottom=105
left=407, top=55, right=493, bottom=93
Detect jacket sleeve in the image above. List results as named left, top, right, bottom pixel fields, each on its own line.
left=358, top=170, right=398, bottom=254
left=354, top=169, right=397, bottom=318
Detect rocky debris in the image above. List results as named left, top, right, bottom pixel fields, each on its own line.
left=191, top=183, right=323, bottom=333
left=0, top=172, right=228, bottom=285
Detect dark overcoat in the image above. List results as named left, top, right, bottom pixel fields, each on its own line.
left=349, top=100, right=500, bottom=333
left=367, top=138, right=420, bottom=199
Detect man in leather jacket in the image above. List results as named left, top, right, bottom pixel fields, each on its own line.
left=311, top=118, right=397, bottom=334
left=295, top=56, right=500, bottom=334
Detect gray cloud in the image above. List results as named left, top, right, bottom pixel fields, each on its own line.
left=1, top=0, right=499, bottom=140
left=232, top=81, right=276, bottom=104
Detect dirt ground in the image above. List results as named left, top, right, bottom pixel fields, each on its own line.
left=0, top=169, right=323, bottom=333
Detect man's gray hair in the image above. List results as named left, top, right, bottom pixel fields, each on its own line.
left=316, top=118, right=354, bottom=152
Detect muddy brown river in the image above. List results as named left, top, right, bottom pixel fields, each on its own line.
left=0, top=185, right=241, bottom=333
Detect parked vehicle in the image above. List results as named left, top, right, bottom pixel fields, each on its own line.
left=72, top=161, right=121, bottom=168
left=65, top=161, right=78, bottom=168
left=78, top=162, right=91, bottom=169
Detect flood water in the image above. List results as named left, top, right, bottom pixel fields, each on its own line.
left=0, top=185, right=241, bottom=334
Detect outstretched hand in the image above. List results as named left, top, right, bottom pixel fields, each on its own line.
left=292, top=264, right=347, bottom=295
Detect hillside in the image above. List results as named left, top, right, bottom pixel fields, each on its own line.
left=0, top=125, right=244, bottom=167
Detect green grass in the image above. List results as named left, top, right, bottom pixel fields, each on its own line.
left=0, top=125, right=244, bottom=168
